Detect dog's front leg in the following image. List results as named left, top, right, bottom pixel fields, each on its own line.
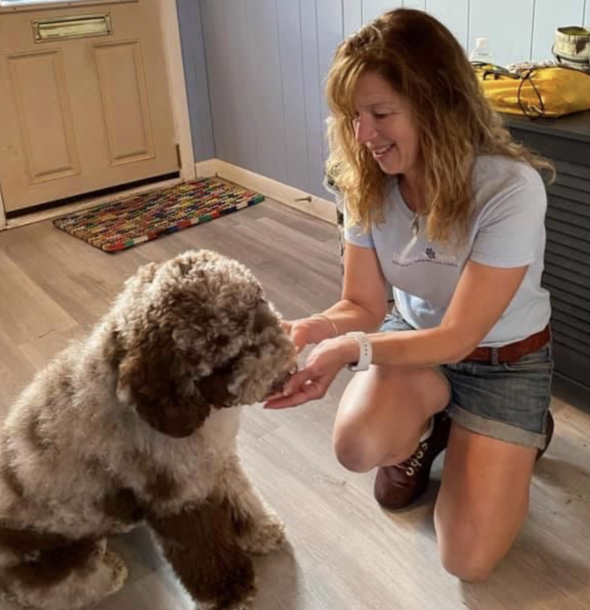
left=147, top=498, right=256, bottom=610
left=219, top=455, right=286, bottom=555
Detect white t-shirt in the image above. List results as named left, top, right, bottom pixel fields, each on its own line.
left=344, top=155, right=551, bottom=347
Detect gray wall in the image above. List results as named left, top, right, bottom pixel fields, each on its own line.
left=177, top=0, right=590, bottom=197
left=176, top=0, right=215, bottom=161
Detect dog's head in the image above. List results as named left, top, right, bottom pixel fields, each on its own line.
left=108, top=250, right=296, bottom=438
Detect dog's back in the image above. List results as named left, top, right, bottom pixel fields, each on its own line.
left=0, top=335, right=125, bottom=534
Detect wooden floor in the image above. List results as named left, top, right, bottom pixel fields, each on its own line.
left=1, top=199, right=589, bottom=610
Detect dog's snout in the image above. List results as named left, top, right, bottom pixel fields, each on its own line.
left=270, top=364, right=298, bottom=394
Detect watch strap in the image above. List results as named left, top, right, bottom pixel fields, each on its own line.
left=346, top=331, right=372, bottom=372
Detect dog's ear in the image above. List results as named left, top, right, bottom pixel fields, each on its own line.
left=116, top=328, right=210, bottom=438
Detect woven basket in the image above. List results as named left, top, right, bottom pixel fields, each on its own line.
left=553, top=26, right=590, bottom=71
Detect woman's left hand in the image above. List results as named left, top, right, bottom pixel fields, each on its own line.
left=264, top=336, right=358, bottom=409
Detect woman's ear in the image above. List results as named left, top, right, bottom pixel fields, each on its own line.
left=116, top=327, right=211, bottom=438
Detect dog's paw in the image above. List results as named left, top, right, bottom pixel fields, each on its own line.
left=103, top=550, right=129, bottom=595
left=238, top=515, right=286, bottom=555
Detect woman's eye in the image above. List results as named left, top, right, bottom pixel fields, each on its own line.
left=373, top=112, right=389, bottom=119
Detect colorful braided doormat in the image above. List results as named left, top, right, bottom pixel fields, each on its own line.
left=53, top=178, right=265, bottom=253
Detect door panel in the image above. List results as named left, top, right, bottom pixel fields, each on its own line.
left=94, top=41, right=154, bottom=165
left=0, top=0, right=178, bottom=213
left=8, top=48, right=81, bottom=182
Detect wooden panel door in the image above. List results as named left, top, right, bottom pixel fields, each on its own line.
left=0, top=0, right=178, bottom=213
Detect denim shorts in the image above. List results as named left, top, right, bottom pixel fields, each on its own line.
left=380, top=309, right=554, bottom=450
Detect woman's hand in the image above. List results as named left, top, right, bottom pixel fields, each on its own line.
left=264, top=335, right=359, bottom=409
left=262, top=315, right=337, bottom=402
left=281, top=315, right=338, bottom=354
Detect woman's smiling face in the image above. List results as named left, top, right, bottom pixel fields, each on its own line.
left=352, top=70, right=421, bottom=178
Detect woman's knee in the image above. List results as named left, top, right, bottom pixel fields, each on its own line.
left=333, top=369, right=447, bottom=473
left=439, top=544, right=496, bottom=582
left=332, top=415, right=414, bottom=473
left=332, top=425, right=378, bottom=472
left=436, top=519, right=509, bottom=582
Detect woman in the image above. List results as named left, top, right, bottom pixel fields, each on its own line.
left=266, top=9, right=555, bottom=582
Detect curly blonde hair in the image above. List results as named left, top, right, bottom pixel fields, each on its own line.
left=325, top=8, right=554, bottom=243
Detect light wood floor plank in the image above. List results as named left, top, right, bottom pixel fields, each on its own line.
left=0, top=249, right=78, bottom=345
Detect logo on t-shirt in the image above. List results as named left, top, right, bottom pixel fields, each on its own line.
left=391, top=248, right=458, bottom=267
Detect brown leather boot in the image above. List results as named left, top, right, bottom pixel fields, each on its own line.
left=374, top=411, right=451, bottom=510
left=536, top=411, right=554, bottom=461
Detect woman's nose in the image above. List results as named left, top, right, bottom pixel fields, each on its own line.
left=354, top=116, right=377, bottom=144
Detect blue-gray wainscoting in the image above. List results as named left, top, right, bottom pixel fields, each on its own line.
left=177, top=0, right=590, bottom=198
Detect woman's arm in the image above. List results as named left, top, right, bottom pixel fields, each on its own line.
left=288, top=242, right=389, bottom=349
left=368, top=259, right=528, bottom=367
left=266, top=259, right=527, bottom=409
left=324, top=242, right=389, bottom=331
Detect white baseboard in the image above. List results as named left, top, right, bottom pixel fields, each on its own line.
left=194, top=159, right=219, bottom=178
left=195, top=159, right=337, bottom=225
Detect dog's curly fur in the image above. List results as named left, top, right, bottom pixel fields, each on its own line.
left=0, top=249, right=296, bottom=610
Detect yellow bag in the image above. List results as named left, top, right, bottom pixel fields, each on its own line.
left=474, top=64, right=590, bottom=118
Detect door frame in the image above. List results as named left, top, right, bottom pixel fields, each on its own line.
left=0, top=0, right=195, bottom=231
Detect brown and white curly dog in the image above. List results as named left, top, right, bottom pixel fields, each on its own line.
left=0, top=249, right=296, bottom=610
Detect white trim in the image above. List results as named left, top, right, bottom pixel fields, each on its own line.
left=195, top=159, right=220, bottom=178
left=205, top=160, right=337, bottom=225
left=158, top=0, right=195, bottom=182
left=5, top=176, right=182, bottom=229
left=0, top=0, right=194, bottom=230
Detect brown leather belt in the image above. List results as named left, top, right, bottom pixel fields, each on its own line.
left=462, top=325, right=551, bottom=364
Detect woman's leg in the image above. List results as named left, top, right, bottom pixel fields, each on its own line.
left=333, top=364, right=451, bottom=473
left=435, top=421, right=537, bottom=582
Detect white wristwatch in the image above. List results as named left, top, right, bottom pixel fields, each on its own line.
left=346, top=331, right=372, bottom=372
